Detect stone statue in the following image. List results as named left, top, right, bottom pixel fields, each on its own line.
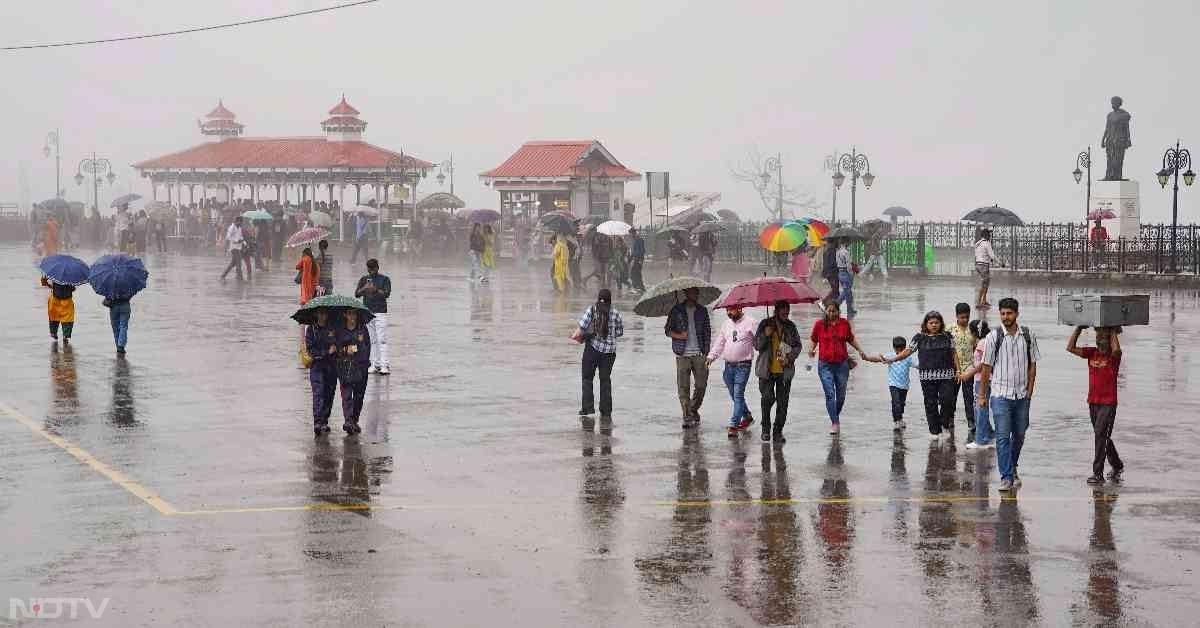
left=1101, top=96, right=1132, bottom=181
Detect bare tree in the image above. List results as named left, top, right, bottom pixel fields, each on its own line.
left=730, top=146, right=824, bottom=221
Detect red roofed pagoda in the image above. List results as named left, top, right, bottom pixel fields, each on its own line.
left=134, top=96, right=432, bottom=212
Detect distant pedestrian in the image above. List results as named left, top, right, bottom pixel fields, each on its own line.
left=754, top=301, right=804, bottom=442
left=696, top=232, right=716, bottom=282
left=707, top=304, right=758, bottom=438
left=336, top=308, right=371, bottom=435
left=629, top=228, right=646, bottom=292
left=305, top=308, right=339, bottom=435
left=809, top=300, right=868, bottom=434
left=317, top=239, right=333, bottom=294
left=551, top=234, right=570, bottom=292
left=574, top=288, right=624, bottom=427
left=790, top=244, right=811, bottom=283
left=355, top=259, right=392, bottom=376
left=957, top=320, right=995, bottom=450
left=820, top=241, right=839, bottom=304
left=974, top=228, right=1002, bottom=307
left=102, top=293, right=134, bottom=355
left=241, top=221, right=256, bottom=278
left=350, top=213, right=370, bottom=264
left=40, top=276, right=75, bottom=343
left=861, top=233, right=887, bottom=279
left=41, top=216, right=60, bottom=257
left=1068, top=325, right=1124, bottom=485
left=666, top=287, right=711, bottom=428
left=888, top=310, right=961, bottom=442
left=296, top=247, right=320, bottom=305
left=979, top=297, right=1041, bottom=492
left=468, top=223, right=485, bottom=283
left=152, top=216, right=167, bottom=253
left=567, top=234, right=583, bottom=288
left=950, top=302, right=978, bottom=443
left=219, top=216, right=245, bottom=281
left=863, top=336, right=916, bottom=431
left=481, top=224, right=497, bottom=282
left=835, top=239, right=855, bottom=316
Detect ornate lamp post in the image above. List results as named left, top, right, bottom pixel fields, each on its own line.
left=760, top=154, right=784, bottom=222
left=824, top=151, right=840, bottom=224
left=435, top=155, right=455, bottom=195
left=1072, top=147, right=1092, bottom=224
left=74, top=153, right=115, bottom=214
left=43, top=130, right=62, bottom=199
left=831, top=147, right=875, bottom=226
left=1155, top=141, right=1196, bottom=273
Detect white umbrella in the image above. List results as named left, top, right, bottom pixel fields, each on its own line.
left=308, top=211, right=335, bottom=228
left=596, top=220, right=632, bottom=236
left=350, top=205, right=380, bottom=217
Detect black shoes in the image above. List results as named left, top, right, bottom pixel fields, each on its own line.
left=1086, top=475, right=1104, bottom=485
left=314, top=424, right=331, bottom=436
left=343, top=421, right=361, bottom=435
left=772, top=432, right=786, bottom=443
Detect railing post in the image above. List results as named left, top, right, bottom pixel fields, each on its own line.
left=917, top=226, right=927, bottom=276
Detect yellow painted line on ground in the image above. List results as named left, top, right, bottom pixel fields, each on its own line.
left=663, top=493, right=1141, bottom=508
left=0, top=401, right=179, bottom=516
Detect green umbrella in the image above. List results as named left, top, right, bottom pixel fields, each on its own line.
left=634, top=276, right=721, bottom=317
left=291, top=294, right=374, bottom=325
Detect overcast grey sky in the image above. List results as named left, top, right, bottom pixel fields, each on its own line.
left=3, top=0, right=1198, bottom=224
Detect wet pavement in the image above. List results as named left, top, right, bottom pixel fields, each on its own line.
left=2, top=242, right=1200, bottom=626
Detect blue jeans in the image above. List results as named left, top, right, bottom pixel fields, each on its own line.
left=838, top=269, right=854, bottom=311
left=469, top=250, right=482, bottom=281
left=991, top=396, right=1030, bottom=481
left=722, top=362, right=751, bottom=427
left=109, top=301, right=131, bottom=350
left=973, top=381, right=994, bottom=445
left=817, top=360, right=850, bottom=424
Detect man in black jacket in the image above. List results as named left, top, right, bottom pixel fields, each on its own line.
left=355, top=258, right=392, bottom=375
left=754, top=301, right=804, bottom=443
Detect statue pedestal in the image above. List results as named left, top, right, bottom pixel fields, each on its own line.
left=1091, top=180, right=1140, bottom=239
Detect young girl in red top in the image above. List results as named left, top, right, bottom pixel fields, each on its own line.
left=1067, top=326, right=1123, bottom=485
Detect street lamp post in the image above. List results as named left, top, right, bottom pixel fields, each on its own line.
left=831, top=147, right=875, bottom=226
left=1155, top=141, right=1196, bottom=273
left=436, top=155, right=455, bottom=195
left=43, top=130, right=62, bottom=199
left=824, top=151, right=840, bottom=224
left=761, top=154, right=784, bottom=222
left=1072, top=147, right=1092, bottom=224
left=74, top=153, right=115, bottom=214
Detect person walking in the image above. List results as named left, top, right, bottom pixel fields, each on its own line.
left=219, top=216, right=245, bottom=281
left=336, top=308, right=372, bottom=434
left=552, top=234, right=570, bottom=292
left=41, top=276, right=76, bottom=343
left=241, top=221, right=256, bottom=278
left=888, top=311, right=962, bottom=442
left=862, top=336, right=916, bottom=431
left=861, top=233, right=887, bottom=279
left=481, top=224, right=497, bottom=283
left=809, top=300, right=868, bottom=434
left=820, top=240, right=839, bottom=304
left=666, top=287, right=712, bottom=428
left=706, top=304, right=758, bottom=438
left=296, top=247, right=320, bottom=305
left=152, top=216, right=167, bottom=253
left=754, top=301, right=804, bottom=442
left=350, top=212, right=370, bottom=264
left=790, top=244, right=812, bottom=283
left=271, top=214, right=286, bottom=265
left=574, top=288, right=624, bottom=427
left=974, top=228, right=1003, bottom=307
left=957, top=320, right=995, bottom=450
left=835, top=239, right=855, bottom=316
left=949, top=302, right=978, bottom=443
left=355, top=259, right=392, bottom=376
left=979, top=297, right=1040, bottom=492
left=42, top=215, right=60, bottom=257
left=102, top=293, right=134, bottom=355
left=317, top=239, right=334, bottom=295
left=1068, top=326, right=1124, bottom=485
left=629, top=228, right=646, bottom=292
left=305, top=308, right=339, bottom=436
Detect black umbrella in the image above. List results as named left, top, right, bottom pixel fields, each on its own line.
left=861, top=219, right=892, bottom=239
left=37, top=198, right=70, bottom=211
left=882, top=206, right=912, bottom=218
left=691, top=221, right=727, bottom=234
left=717, top=209, right=740, bottom=222
left=656, top=225, right=691, bottom=237
left=962, top=204, right=1024, bottom=226
left=824, top=226, right=866, bottom=241
left=539, top=214, right=575, bottom=235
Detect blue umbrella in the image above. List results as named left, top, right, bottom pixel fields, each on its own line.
left=89, top=254, right=149, bottom=299
left=38, top=254, right=91, bottom=286
left=242, top=209, right=273, bottom=221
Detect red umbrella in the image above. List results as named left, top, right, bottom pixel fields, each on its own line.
left=715, top=276, right=822, bottom=310
left=1088, top=209, right=1116, bottom=221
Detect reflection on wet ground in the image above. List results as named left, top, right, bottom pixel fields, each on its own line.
left=2, top=243, right=1199, bottom=625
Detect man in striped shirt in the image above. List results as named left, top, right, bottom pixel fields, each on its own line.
left=979, top=297, right=1040, bottom=492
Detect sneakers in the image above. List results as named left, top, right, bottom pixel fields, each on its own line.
left=379, top=366, right=390, bottom=376
left=314, top=424, right=331, bottom=436
left=343, top=421, right=361, bottom=435
left=937, top=432, right=951, bottom=442
left=580, top=409, right=595, bottom=417
left=1108, top=467, right=1124, bottom=480
left=1013, top=473, right=1022, bottom=487
left=893, top=421, right=902, bottom=432
left=998, top=479, right=1014, bottom=492
left=928, top=432, right=941, bottom=441
left=737, top=415, right=755, bottom=431
left=727, top=426, right=740, bottom=438
left=1086, top=475, right=1104, bottom=485
left=966, top=430, right=976, bottom=445
left=965, top=442, right=981, bottom=450
left=368, top=365, right=379, bottom=375
left=829, top=423, right=840, bottom=435
left=772, top=432, right=786, bottom=444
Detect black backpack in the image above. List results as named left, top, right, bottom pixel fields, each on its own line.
left=990, top=326, right=1032, bottom=366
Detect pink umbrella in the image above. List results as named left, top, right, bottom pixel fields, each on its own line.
left=286, top=227, right=331, bottom=248
left=1088, top=209, right=1116, bottom=221
left=715, top=276, right=822, bottom=310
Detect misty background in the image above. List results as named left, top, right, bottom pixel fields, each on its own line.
left=2, top=0, right=1197, bottom=224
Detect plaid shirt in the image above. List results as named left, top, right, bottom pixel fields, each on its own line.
left=665, top=303, right=711, bottom=356
left=578, top=305, right=624, bottom=354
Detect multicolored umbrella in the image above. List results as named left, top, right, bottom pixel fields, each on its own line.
left=290, top=294, right=374, bottom=325
left=286, top=227, right=331, bottom=248
left=38, top=254, right=90, bottom=286
left=634, top=276, right=721, bottom=317
left=759, top=222, right=808, bottom=252
left=242, top=209, right=273, bottom=221
left=715, top=276, right=822, bottom=310
left=596, top=220, right=632, bottom=236
left=88, top=254, right=148, bottom=299
left=1088, top=209, right=1116, bottom=221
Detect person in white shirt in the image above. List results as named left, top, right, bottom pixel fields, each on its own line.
left=835, top=239, right=855, bottom=316
left=220, top=216, right=246, bottom=281
left=974, top=229, right=1003, bottom=307
left=978, top=297, right=1040, bottom=492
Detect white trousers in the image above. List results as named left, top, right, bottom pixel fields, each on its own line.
left=367, top=314, right=389, bottom=368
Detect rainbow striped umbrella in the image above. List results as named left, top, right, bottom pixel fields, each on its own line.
left=759, top=222, right=808, bottom=252
left=785, top=218, right=829, bottom=247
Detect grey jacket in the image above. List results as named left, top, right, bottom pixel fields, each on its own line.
left=754, top=317, right=804, bottom=380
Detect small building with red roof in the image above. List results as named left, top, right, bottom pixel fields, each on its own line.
left=134, top=97, right=433, bottom=213
left=479, top=140, right=640, bottom=222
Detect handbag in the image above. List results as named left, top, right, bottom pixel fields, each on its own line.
left=299, top=345, right=313, bottom=368
left=337, top=358, right=365, bottom=384
left=294, top=270, right=302, bottom=285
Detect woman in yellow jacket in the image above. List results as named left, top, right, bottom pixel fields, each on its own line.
left=552, top=234, right=570, bottom=292
left=41, top=276, right=76, bottom=342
